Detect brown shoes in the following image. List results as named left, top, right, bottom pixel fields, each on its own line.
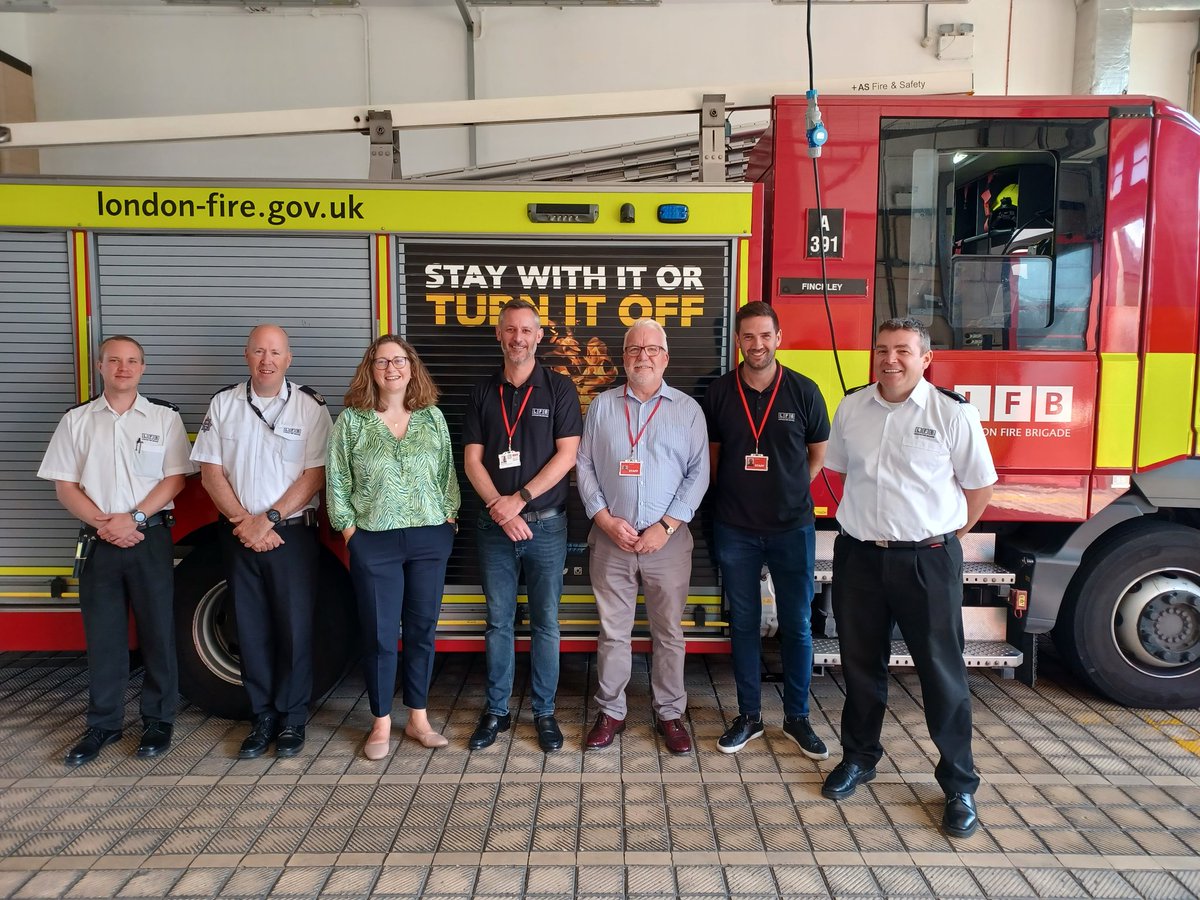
left=585, top=712, right=626, bottom=749
left=656, top=717, right=693, bottom=755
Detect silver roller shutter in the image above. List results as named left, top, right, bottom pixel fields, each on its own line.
left=0, top=232, right=79, bottom=570
left=95, top=233, right=373, bottom=432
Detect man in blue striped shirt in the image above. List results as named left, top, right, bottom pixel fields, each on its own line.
left=576, top=319, right=710, bottom=755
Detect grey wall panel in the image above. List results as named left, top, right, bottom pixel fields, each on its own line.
left=0, top=232, right=80, bottom=569
left=96, top=234, right=374, bottom=432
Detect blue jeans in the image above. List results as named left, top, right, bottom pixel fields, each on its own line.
left=477, top=510, right=568, bottom=718
left=714, top=520, right=816, bottom=719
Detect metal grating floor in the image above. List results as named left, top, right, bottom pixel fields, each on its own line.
left=2, top=644, right=1200, bottom=899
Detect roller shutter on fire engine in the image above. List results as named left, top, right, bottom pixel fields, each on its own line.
left=0, top=232, right=79, bottom=571
left=399, top=239, right=733, bottom=592
left=94, top=233, right=374, bottom=432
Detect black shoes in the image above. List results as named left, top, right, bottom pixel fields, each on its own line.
left=65, top=727, right=122, bottom=767
left=821, top=760, right=877, bottom=799
left=468, top=712, right=512, bottom=750
left=238, top=715, right=279, bottom=759
left=534, top=715, right=563, bottom=753
left=717, top=714, right=765, bottom=754
left=275, top=725, right=305, bottom=758
left=136, top=721, right=174, bottom=758
left=942, top=792, right=979, bottom=838
left=783, top=715, right=829, bottom=760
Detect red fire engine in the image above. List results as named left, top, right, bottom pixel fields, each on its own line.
left=1, top=87, right=1197, bottom=714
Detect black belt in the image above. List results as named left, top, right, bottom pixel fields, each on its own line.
left=219, top=510, right=317, bottom=529
left=80, top=511, right=171, bottom=537
left=842, top=530, right=954, bottom=550
left=520, top=506, right=565, bottom=524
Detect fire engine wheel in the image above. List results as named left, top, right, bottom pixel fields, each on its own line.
left=1054, top=522, right=1200, bottom=708
left=173, top=540, right=358, bottom=721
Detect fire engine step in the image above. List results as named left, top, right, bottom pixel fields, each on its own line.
left=813, top=637, right=1024, bottom=669
left=812, top=531, right=1015, bottom=585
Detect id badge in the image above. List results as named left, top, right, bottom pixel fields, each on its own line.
left=498, top=450, right=521, bottom=469
left=619, top=459, right=643, bottom=477
left=745, top=453, right=769, bottom=472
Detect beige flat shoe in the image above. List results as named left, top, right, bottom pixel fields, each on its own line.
left=404, top=725, right=449, bottom=749
left=363, top=732, right=391, bottom=760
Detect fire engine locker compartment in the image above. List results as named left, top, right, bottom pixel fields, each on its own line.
left=0, top=232, right=81, bottom=621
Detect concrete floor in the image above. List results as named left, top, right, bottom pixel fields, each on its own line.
left=1, top=644, right=1199, bottom=899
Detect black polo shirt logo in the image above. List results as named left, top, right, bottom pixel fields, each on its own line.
left=777, top=412, right=796, bottom=422
left=531, top=407, right=550, bottom=418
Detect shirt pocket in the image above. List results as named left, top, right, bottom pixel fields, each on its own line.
left=277, top=431, right=306, bottom=464
left=900, top=434, right=950, bottom=477
left=131, top=443, right=165, bottom=479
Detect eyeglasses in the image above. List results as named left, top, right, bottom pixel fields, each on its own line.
left=373, top=356, right=410, bottom=370
left=623, top=345, right=666, bottom=358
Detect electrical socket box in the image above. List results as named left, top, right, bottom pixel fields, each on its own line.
left=937, top=33, right=974, bottom=61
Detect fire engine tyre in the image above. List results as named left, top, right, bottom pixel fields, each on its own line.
left=1054, top=522, right=1200, bottom=708
left=173, top=540, right=358, bottom=721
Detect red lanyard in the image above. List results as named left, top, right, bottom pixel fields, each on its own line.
left=623, top=387, right=664, bottom=456
left=735, top=365, right=783, bottom=455
left=499, top=383, right=534, bottom=451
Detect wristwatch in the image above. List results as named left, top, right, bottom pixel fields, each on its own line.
left=131, top=509, right=147, bottom=526
left=659, top=519, right=676, bottom=536
left=266, top=509, right=282, bottom=524
left=518, top=487, right=533, bottom=503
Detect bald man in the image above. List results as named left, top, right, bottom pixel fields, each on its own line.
left=192, top=324, right=332, bottom=759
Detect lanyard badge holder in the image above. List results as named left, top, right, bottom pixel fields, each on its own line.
left=621, top=389, right=663, bottom=477
left=737, top=366, right=783, bottom=472
left=498, top=383, right=533, bottom=469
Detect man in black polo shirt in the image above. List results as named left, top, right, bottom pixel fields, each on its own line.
left=704, top=301, right=831, bottom=757
left=464, top=299, right=583, bottom=752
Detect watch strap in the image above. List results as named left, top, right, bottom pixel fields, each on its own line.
left=518, top=487, right=533, bottom=503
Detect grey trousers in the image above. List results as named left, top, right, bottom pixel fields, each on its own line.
left=589, top=524, right=693, bottom=720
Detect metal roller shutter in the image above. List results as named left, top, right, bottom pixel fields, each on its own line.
left=95, top=233, right=373, bottom=432
left=0, top=232, right=79, bottom=571
left=401, top=238, right=734, bottom=597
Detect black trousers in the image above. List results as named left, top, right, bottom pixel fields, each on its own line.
left=219, top=521, right=318, bottom=727
left=78, top=525, right=178, bottom=731
left=831, top=533, right=979, bottom=795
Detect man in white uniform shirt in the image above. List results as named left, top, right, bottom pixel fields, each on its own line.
left=39, top=336, right=193, bottom=766
left=821, top=318, right=996, bottom=839
left=191, top=324, right=332, bottom=759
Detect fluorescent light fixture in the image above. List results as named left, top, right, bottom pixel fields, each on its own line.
left=471, top=0, right=658, bottom=6
left=162, top=0, right=359, bottom=7
left=0, top=0, right=57, bottom=11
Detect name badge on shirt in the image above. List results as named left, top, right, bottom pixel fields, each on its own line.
left=745, top=453, right=769, bottom=472
left=498, top=450, right=521, bottom=469
left=619, top=459, right=642, bottom=477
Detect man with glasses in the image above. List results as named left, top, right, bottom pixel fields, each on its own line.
left=191, top=324, right=333, bottom=759
left=576, top=320, right=709, bottom=755
left=39, top=335, right=193, bottom=766
left=463, top=299, right=583, bottom=753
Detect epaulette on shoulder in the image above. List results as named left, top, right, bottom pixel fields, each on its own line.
left=936, top=386, right=968, bottom=403
left=844, top=383, right=871, bottom=395
left=66, top=395, right=98, bottom=412
left=211, top=384, right=238, bottom=399
left=299, top=384, right=327, bottom=406
left=146, top=397, right=180, bottom=412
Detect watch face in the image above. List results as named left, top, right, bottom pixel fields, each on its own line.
left=266, top=509, right=281, bottom=523
left=133, top=511, right=147, bottom=524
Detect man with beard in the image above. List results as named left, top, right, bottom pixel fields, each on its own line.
left=464, top=300, right=582, bottom=752
left=703, top=301, right=831, bottom=758
left=576, top=319, right=709, bottom=755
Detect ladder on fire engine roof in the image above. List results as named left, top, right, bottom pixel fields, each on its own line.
left=0, top=72, right=973, bottom=181
left=409, top=124, right=768, bottom=183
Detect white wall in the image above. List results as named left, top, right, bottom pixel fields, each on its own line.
left=0, top=17, right=30, bottom=65
left=1130, top=18, right=1198, bottom=110
left=0, top=0, right=1088, bottom=179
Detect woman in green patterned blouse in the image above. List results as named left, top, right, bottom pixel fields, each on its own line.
left=327, top=335, right=461, bottom=760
